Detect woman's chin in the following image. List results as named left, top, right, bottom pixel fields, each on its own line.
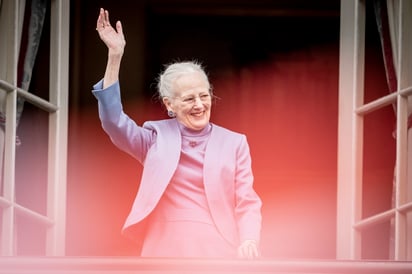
left=189, top=119, right=209, bottom=130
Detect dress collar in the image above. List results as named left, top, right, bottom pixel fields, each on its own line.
left=177, top=121, right=212, bottom=137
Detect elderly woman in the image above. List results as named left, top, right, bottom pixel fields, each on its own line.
left=93, top=8, right=262, bottom=259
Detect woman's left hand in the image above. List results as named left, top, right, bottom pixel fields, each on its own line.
left=96, top=8, right=126, bottom=57
left=237, top=239, right=259, bottom=259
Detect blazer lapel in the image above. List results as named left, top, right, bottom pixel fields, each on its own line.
left=203, top=125, right=238, bottom=245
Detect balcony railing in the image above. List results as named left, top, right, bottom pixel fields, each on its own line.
left=0, top=257, right=411, bottom=274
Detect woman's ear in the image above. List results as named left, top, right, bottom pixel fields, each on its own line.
left=162, top=97, right=171, bottom=110
left=163, top=97, right=176, bottom=118
left=162, top=97, right=173, bottom=112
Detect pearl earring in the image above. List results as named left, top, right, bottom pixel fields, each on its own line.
left=167, top=110, right=176, bottom=118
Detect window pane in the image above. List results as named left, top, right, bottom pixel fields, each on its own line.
left=15, top=212, right=47, bottom=255
left=15, top=105, right=49, bottom=215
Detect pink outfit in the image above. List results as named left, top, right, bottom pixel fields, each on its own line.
left=142, top=123, right=235, bottom=257
left=93, top=80, right=262, bottom=258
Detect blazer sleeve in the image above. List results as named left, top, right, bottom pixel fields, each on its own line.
left=92, top=80, right=154, bottom=163
left=234, top=135, right=262, bottom=243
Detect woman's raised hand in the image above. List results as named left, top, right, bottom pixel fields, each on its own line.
left=96, top=8, right=126, bottom=56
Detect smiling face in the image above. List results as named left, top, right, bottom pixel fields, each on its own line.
left=163, top=71, right=212, bottom=131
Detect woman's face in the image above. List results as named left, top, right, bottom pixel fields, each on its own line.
left=163, top=71, right=212, bottom=131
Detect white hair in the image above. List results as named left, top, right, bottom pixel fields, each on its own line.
left=157, top=61, right=212, bottom=101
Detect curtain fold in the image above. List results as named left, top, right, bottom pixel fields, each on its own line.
left=16, top=0, right=47, bottom=130
left=0, top=0, right=27, bottom=196
left=0, top=0, right=47, bottom=146
left=374, top=0, right=397, bottom=95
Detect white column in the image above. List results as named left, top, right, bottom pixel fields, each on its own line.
left=46, top=0, right=70, bottom=256
left=336, top=0, right=365, bottom=259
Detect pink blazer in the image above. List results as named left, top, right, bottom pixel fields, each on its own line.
left=93, top=80, right=262, bottom=246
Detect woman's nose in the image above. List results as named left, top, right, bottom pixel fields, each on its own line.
left=193, top=96, right=203, bottom=107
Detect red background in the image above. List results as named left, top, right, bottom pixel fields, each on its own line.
left=14, top=0, right=395, bottom=259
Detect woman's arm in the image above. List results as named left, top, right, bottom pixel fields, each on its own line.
left=94, top=9, right=153, bottom=163
left=92, top=81, right=154, bottom=164
left=96, top=8, right=126, bottom=88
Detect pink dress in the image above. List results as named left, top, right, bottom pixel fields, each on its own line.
left=141, top=123, right=237, bottom=258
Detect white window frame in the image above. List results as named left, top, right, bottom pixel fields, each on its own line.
left=337, top=0, right=412, bottom=260
left=0, top=0, right=69, bottom=256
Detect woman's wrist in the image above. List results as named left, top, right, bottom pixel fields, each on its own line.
left=108, top=49, right=123, bottom=59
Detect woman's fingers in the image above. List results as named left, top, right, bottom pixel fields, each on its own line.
left=95, top=8, right=125, bottom=55
left=96, top=8, right=104, bottom=30
left=103, top=9, right=111, bottom=27
left=96, top=8, right=112, bottom=31
left=116, top=20, right=123, bottom=36
left=237, top=240, right=259, bottom=259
